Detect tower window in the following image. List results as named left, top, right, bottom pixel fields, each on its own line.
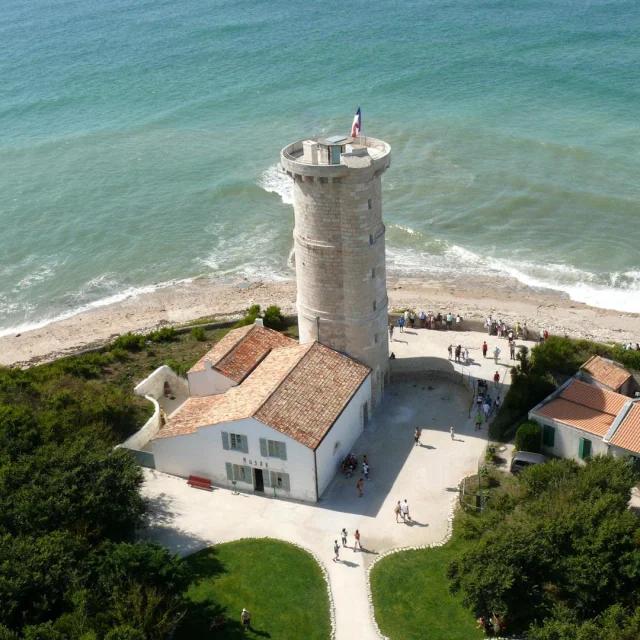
left=369, top=234, right=374, bottom=245
left=373, top=300, right=377, bottom=311
left=371, top=268, right=375, bottom=279
left=368, top=198, right=372, bottom=210
left=374, top=333, right=379, bottom=344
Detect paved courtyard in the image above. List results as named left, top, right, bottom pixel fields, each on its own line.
left=140, top=328, right=534, bottom=639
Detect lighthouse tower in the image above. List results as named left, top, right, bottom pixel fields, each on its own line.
left=280, top=135, right=392, bottom=404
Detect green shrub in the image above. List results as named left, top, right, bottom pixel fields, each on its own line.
left=146, top=327, right=178, bottom=343
left=263, top=305, right=284, bottom=330
left=190, top=326, right=207, bottom=342
left=515, top=422, right=542, bottom=453
left=234, top=304, right=262, bottom=328
left=165, top=359, right=190, bottom=377
left=113, top=333, right=146, bottom=352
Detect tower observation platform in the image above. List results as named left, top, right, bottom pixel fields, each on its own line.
left=280, top=135, right=392, bottom=405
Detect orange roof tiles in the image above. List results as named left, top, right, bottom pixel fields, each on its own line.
left=188, top=324, right=295, bottom=382
left=157, top=341, right=371, bottom=449
left=534, top=398, right=616, bottom=437
left=582, top=356, right=631, bottom=392
left=610, top=403, right=640, bottom=454
left=255, top=342, right=370, bottom=449
left=559, top=379, right=628, bottom=416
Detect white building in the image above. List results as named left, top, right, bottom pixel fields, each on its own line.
left=151, top=322, right=372, bottom=501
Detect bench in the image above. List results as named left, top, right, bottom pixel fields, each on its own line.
left=187, top=475, right=212, bottom=490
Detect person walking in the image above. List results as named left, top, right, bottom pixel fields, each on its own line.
left=363, top=462, right=370, bottom=480
left=456, top=314, right=462, bottom=330
left=241, top=608, right=252, bottom=631
left=402, top=499, right=411, bottom=521
left=389, top=324, right=394, bottom=340
left=394, top=500, right=402, bottom=522
left=414, top=426, right=421, bottom=446
left=493, top=346, right=500, bottom=363
left=341, top=528, right=348, bottom=547
left=495, top=396, right=501, bottom=412
left=494, top=370, right=500, bottom=388
left=450, top=425, right=455, bottom=440
left=448, top=344, right=453, bottom=360
left=357, top=478, right=364, bottom=498
left=482, top=341, right=488, bottom=358
left=354, top=530, right=362, bottom=551
left=475, top=410, right=483, bottom=431
left=333, top=540, right=340, bottom=562
left=398, top=316, right=405, bottom=333
left=464, top=347, right=469, bottom=364
left=482, top=401, right=490, bottom=422
left=509, top=342, right=516, bottom=360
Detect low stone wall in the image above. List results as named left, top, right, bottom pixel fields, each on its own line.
left=121, top=395, right=161, bottom=452
left=134, top=364, right=189, bottom=400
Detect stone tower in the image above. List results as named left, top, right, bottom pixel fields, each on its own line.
left=280, top=135, right=391, bottom=404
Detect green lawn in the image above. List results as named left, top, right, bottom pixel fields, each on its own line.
left=175, top=538, right=331, bottom=640
left=370, top=536, right=483, bottom=640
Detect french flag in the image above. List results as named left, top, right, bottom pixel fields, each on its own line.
left=351, top=107, right=361, bottom=137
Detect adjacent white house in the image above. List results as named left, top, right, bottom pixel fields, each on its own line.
left=151, top=322, right=372, bottom=502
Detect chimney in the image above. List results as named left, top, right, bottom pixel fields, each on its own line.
left=204, top=358, right=212, bottom=371
left=254, top=318, right=264, bottom=327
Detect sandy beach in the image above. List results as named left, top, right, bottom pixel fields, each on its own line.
left=1, top=274, right=638, bottom=369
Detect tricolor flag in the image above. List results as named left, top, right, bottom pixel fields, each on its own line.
left=351, top=107, right=362, bottom=137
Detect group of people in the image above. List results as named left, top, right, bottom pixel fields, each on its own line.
left=622, top=342, right=640, bottom=351
left=477, top=612, right=507, bottom=636
left=486, top=316, right=528, bottom=340
left=391, top=310, right=463, bottom=336
left=393, top=499, right=412, bottom=522
left=341, top=453, right=369, bottom=481
left=334, top=528, right=363, bottom=560
left=475, top=379, right=500, bottom=427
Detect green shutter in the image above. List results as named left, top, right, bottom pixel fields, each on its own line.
left=260, top=438, right=268, bottom=457
left=579, top=438, right=592, bottom=460
left=225, top=462, right=233, bottom=480
left=262, top=469, right=270, bottom=488
left=281, top=472, right=290, bottom=492
left=270, top=471, right=277, bottom=487
left=222, top=432, right=230, bottom=450
left=241, top=435, right=249, bottom=454
left=543, top=425, right=555, bottom=447
left=280, top=442, right=287, bottom=461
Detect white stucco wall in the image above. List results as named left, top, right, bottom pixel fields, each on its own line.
left=188, top=366, right=235, bottom=397
left=122, top=396, right=161, bottom=451
left=134, top=365, right=189, bottom=400
left=152, top=417, right=318, bottom=501
left=531, top=414, right=608, bottom=463
left=315, top=375, right=372, bottom=497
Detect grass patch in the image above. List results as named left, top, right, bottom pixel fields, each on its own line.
left=175, top=539, right=331, bottom=640
left=371, top=532, right=483, bottom=640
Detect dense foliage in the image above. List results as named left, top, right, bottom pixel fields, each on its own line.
left=0, top=351, right=191, bottom=638
left=448, top=456, right=640, bottom=637
left=234, top=304, right=286, bottom=330
left=491, top=337, right=640, bottom=439
left=514, top=421, right=542, bottom=453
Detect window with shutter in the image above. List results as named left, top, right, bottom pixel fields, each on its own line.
left=579, top=438, right=592, bottom=460
left=270, top=471, right=290, bottom=491
left=542, top=425, right=555, bottom=447
left=229, top=433, right=248, bottom=452
left=221, top=432, right=230, bottom=450
left=225, top=462, right=233, bottom=481
left=266, top=440, right=287, bottom=460
left=260, top=438, right=268, bottom=457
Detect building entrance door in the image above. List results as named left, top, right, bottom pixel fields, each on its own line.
left=254, top=468, right=264, bottom=492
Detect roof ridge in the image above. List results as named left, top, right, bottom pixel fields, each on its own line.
left=252, top=342, right=316, bottom=418
left=214, top=324, right=258, bottom=366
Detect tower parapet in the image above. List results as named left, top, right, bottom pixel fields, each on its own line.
left=281, top=135, right=391, bottom=404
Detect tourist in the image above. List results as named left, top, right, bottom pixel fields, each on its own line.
left=419, top=310, right=426, bottom=327
left=539, top=328, right=545, bottom=342
left=456, top=314, right=462, bottom=330
left=475, top=411, right=483, bottom=431
left=482, top=341, right=488, bottom=358
left=404, top=310, right=410, bottom=326
left=636, top=343, right=640, bottom=351
left=389, top=324, right=394, bottom=340
left=431, top=314, right=436, bottom=330
left=398, top=316, right=405, bottom=333
left=515, top=321, right=521, bottom=337
left=446, top=312, right=453, bottom=330
left=464, top=347, right=469, bottom=364
left=402, top=499, right=411, bottom=521
left=409, top=310, right=415, bottom=328
left=493, top=346, right=500, bottom=363
left=363, top=462, right=370, bottom=480
left=455, top=345, right=461, bottom=362
left=494, top=370, right=500, bottom=387
left=495, top=396, right=501, bottom=411
left=482, top=401, right=490, bottom=422
left=544, top=329, right=549, bottom=341
left=523, top=323, right=529, bottom=339
left=448, top=344, right=453, bottom=360
left=477, top=392, right=484, bottom=408
left=333, top=540, right=340, bottom=562
left=450, top=425, right=455, bottom=440
left=414, top=426, right=421, bottom=446
left=354, top=529, right=362, bottom=551
left=394, top=501, right=402, bottom=522
left=436, top=312, right=443, bottom=327
left=486, top=315, right=493, bottom=335
left=357, top=478, right=364, bottom=498
left=497, top=321, right=503, bottom=339
left=363, top=455, right=369, bottom=468
left=341, top=528, right=348, bottom=547
left=241, top=608, right=251, bottom=630
left=477, top=616, right=487, bottom=634
left=509, top=342, right=516, bottom=360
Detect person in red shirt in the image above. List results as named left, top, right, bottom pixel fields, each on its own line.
left=482, top=341, right=488, bottom=358
left=356, top=479, right=364, bottom=498
left=494, top=371, right=500, bottom=387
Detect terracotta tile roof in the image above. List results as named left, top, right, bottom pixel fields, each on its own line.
left=157, top=343, right=313, bottom=439
left=534, top=398, right=616, bottom=437
left=559, top=379, right=628, bottom=416
left=582, top=355, right=632, bottom=391
left=155, top=341, right=371, bottom=448
left=188, top=324, right=295, bottom=382
left=255, top=342, right=371, bottom=449
left=610, top=403, right=640, bottom=454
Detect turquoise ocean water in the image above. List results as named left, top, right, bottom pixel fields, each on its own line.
left=2, top=0, right=640, bottom=336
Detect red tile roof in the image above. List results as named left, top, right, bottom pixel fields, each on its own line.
left=157, top=341, right=371, bottom=449
left=188, top=324, right=295, bottom=382
left=610, top=403, right=640, bottom=454
left=582, top=356, right=632, bottom=392
left=532, top=379, right=628, bottom=437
